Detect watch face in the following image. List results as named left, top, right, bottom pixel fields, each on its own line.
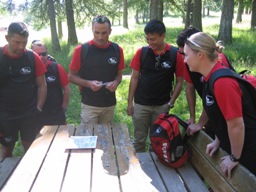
left=230, top=154, right=239, bottom=162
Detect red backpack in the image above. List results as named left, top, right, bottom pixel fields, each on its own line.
left=150, top=113, right=190, bottom=168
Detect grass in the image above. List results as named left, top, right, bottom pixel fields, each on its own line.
left=11, top=14, right=256, bottom=156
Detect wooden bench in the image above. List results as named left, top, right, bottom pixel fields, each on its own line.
left=187, top=130, right=256, bottom=191
left=0, top=156, right=22, bottom=190
left=137, top=130, right=256, bottom=191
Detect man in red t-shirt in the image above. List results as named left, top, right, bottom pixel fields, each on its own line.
left=0, top=22, right=47, bottom=158
left=31, top=40, right=70, bottom=126
left=127, top=19, right=185, bottom=152
left=69, top=15, right=125, bottom=124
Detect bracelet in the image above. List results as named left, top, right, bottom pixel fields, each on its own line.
left=168, top=102, right=174, bottom=108
left=230, top=154, right=240, bottom=162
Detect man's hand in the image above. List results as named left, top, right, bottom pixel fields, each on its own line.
left=220, top=156, right=239, bottom=179
left=105, top=80, right=119, bottom=92
left=186, top=123, right=201, bottom=135
left=89, top=80, right=103, bottom=91
left=206, top=138, right=220, bottom=157
left=126, top=103, right=134, bottom=116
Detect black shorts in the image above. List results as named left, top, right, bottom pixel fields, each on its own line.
left=0, top=117, right=40, bottom=146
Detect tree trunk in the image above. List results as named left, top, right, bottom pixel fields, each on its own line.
left=157, top=0, right=163, bottom=21
left=251, top=0, right=256, bottom=29
left=218, top=0, right=234, bottom=44
left=47, top=0, right=61, bottom=52
left=236, top=0, right=244, bottom=23
left=123, top=0, right=128, bottom=29
left=192, top=0, right=202, bottom=31
left=150, top=0, right=163, bottom=20
left=185, top=0, right=192, bottom=28
left=57, top=20, right=63, bottom=39
left=65, top=0, right=78, bottom=45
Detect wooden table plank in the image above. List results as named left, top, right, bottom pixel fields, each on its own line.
left=136, top=152, right=167, bottom=192
left=91, top=124, right=120, bottom=192
left=177, top=162, right=209, bottom=192
left=2, top=125, right=59, bottom=192
left=31, top=125, right=75, bottom=192
left=150, top=152, right=188, bottom=192
left=0, top=157, right=21, bottom=190
left=112, top=124, right=155, bottom=192
left=61, top=124, right=93, bottom=192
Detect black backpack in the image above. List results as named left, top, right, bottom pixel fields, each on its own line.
left=150, top=113, right=190, bottom=168
left=208, top=68, right=256, bottom=108
left=80, top=42, right=120, bottom=68
left=140, top=45, right=177, bottom=67
left=0, top=48, right=59, bottom=78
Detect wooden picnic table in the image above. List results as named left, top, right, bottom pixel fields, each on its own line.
left=1, top=124, right=164, bottom=192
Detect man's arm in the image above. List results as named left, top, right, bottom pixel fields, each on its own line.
left=62, top=84, right=71, bottom=111
left=127, top=69, right=139, bottom=116
left=36, top=75, right=47, bottom=110
left=168, top=76, right=184, bottom=106
left=186, top=82, right=196, bottom=123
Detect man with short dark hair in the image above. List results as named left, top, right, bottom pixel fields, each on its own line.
left=0, top=22, right=47, bottom=158
left=69, top=15, right=125, bottom=124
left=127, top=19, right=185, bottom=152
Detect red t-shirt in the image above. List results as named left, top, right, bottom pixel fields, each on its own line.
left=204, top=61, right=242, bottom=120
left=69, top=40, right=125, bottom=71
left=130, top=43, right=184, bottom=77
left=3, top=45, right=46, bottom=76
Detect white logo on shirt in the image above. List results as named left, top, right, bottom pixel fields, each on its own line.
left=108, top=57, right=118, bottom=65
left=20, top=67, right=32, bottom=75
left=46, top=76, right=56, bottom=83
left=206, top=95, right=214, bottom=106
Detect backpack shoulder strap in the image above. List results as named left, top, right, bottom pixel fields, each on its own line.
left=209, top=68, right=256, bottom=107
left=140, top=46, right=149, bottom=64
left=50, top=61, right=59, bottom=76
left=25, top=49, right=36, bottom=67
left=111, top=42, right=120, bottom=63
left=81, top=42, right=90, bottom=65
left=169, top=45, right=177, bottom=66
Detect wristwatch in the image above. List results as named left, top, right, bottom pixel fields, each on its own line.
left=230, top=154, right=240, bottom=162
left=168, top=102, right=174, bottom=108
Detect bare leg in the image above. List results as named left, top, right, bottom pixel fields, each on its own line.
left=21, top=140, right=32, bottom=153
left=1, top=144, right=15, bottom=158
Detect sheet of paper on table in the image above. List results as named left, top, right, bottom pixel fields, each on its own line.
left=66, top=136, right=98, bottom=149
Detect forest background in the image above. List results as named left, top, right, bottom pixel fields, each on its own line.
left=0, top=0, right=255, bottom=155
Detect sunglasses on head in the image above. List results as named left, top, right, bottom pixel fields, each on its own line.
left=38, top=52, right=47, bottom=57
left=93, top=16, right=109, bottom=24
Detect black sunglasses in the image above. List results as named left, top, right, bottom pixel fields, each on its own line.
left=38, top=52, right=47, bottom=57
left=93, top=16, right=110, bottom=24
left=155, top=55, right=161, bottom=70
